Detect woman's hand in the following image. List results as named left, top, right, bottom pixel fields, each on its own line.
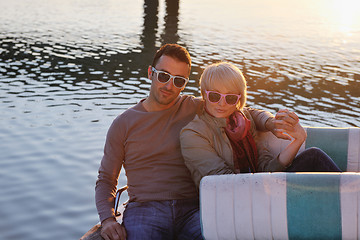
left=285, top=121, right=307, bottom=143
left=276, top=110, right=307, bottom=143
left=276, top=111, right=307, bottom=167
left=266, top=109, right=300, bottom=140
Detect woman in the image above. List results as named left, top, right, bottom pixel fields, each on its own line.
left=180, top=62, right=341, bottom=188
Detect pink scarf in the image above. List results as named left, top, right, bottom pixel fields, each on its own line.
left=224, top=111, right=258, bottom=173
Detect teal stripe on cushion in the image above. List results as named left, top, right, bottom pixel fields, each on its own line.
left=287, top=174, right=341, bottom=240
left=306, top=128, right=349, bottom=171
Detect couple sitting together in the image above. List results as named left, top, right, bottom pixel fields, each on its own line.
left=95, top=43, right=341, bottom=240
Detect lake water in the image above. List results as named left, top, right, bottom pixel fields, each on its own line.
left=0, top=0, right=359, bottom=239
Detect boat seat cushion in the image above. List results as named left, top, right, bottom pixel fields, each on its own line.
left=256, top=127, right=360, bottom=171
left=200, top=172, right=360, bottom=240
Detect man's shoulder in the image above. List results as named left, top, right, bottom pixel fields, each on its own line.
left=111, top=102, right=144, bottom=124
left=177, top=95, right=203, bottom=113
left=112, top=96, right=202, bottom=123
left=178, top=94, right=201, bottom=105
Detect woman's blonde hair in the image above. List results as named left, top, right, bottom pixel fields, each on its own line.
left=200, top=61, right=247, bottom=110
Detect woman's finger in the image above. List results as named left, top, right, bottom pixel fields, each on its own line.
left=273, top=129, right=292, bottom=140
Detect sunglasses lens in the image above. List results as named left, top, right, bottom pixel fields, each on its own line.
left=208, top=92, right=221, bottom=103
left=225, top=95, right=239, bottom=105
left=173, top=77, right=186, bottom=88
left=157, top=72, right=170, bottom=83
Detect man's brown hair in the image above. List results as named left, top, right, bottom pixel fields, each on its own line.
left=152, top=44, right=191, bottom=73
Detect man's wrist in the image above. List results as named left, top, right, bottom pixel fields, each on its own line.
left=101, top=217, right=116, bottom=225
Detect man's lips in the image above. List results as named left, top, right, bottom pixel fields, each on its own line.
left=160, top=88, right=173, bottom=97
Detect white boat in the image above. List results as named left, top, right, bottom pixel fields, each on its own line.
left=81, top=127, right=360, bottom=240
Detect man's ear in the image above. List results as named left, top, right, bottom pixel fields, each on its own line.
left=148, top=66, right=152, bottom=79
left=180, top=84, right=187, bottom=91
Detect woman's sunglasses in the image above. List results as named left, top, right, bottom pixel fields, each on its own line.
left=151, top=67, right=189, bottom=89
left=205, top=90, right=241, bottom=105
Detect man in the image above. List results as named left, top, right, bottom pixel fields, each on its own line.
left=95, top=44, right=295, bottom=240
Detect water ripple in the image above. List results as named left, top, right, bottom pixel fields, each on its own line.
left=1, top=0, right=360, bottom=239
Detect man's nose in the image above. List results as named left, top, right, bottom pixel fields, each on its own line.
left=163, top=77, right=174, bottom=89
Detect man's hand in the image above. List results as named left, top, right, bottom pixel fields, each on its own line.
left=266, top=109, right=299, bottom=140
left=100, top=217, right=127, bottom=240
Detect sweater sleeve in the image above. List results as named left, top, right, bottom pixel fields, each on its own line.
left=246, top=107, right=274, bottom=132
left=245, top=109, right=286, bottom=172
left=95, top=117, right=125, bottom=223
left=180, top=126, right=234, bottom=189
left=255, top=138, right=287, bottom=172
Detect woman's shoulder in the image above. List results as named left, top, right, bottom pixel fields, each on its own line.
left=242, top=107, right=253, bottom=120
left=182, top=114, right=208, bottom=132
left=182, top=112, right=217, bottom=138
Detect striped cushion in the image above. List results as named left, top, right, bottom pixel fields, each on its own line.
left=257, top=127, right=360, bottom=171
left=200, top=173, right=360, bottom=240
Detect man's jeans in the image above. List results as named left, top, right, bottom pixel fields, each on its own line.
left=123, top=198, right=203, bottom=240
left=286, top=147, right=342, bottom=172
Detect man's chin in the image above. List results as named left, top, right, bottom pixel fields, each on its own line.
left=157, top=95, right=177, bottom=106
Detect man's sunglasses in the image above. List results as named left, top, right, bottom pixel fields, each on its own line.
left=151, top=67, right=189, bottom=89
left=205, top=90, right=241, bottom=105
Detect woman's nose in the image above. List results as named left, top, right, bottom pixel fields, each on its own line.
left=218, top=96, right=226, bottom=106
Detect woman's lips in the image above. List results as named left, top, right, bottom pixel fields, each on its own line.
left=216, top=108, right=226, bottom=113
